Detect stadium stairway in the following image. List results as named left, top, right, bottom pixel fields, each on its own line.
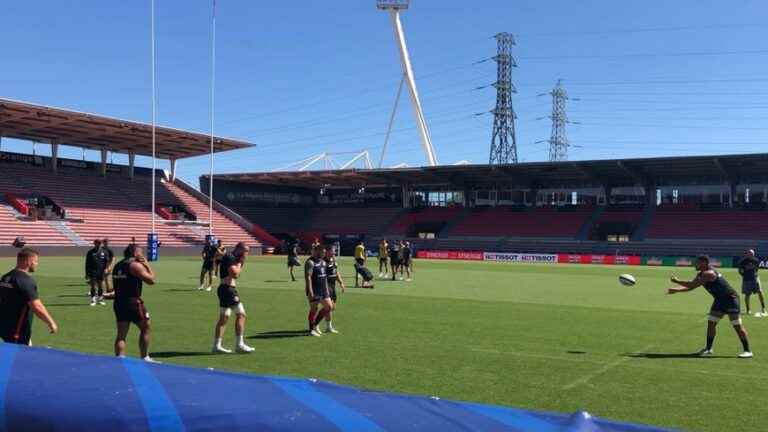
left=166, top=179, right=278, bottom=247
left=575, top=206, right=606, bottom=240
left=631, top=204, right=655, bottom=241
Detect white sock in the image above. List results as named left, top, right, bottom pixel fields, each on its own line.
left=214, top=337, right=223, bottom=348
left=326, top=320, right=333, bottom=329
left=237, top=335, right=245, bottom=346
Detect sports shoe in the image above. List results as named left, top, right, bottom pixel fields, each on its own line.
left=98, top=297, right=106, bottom=305
left=212, top=345, right=233, bottom=354
left=143, top=356, right=161, bottom=364
left=205, top=286, right=212, bottom=292
left=326, top=326, right=339, bottom=334
left=378, top=272, right=383, bottom=277
left=236, top=344, right=255, bottom=353
left=406, top=278, right=412, bottom=282
left=738, top=351, right=754, bottom=359
left=89, top=297, right=97, bottom=306
left=197, top=285, right=204, bottom=291
left=309, top=328, right=323, bottom=337
left=697, top=348, right=714, bottom=356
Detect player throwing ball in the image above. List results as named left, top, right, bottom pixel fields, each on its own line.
left=668, top=255, right=753, bottom=358
left=212, top=242, right=255, bottom=354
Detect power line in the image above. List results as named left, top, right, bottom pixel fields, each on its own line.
left=516, top=22, right=766, bottom=38
left=519, top=49, right=768, bottom=61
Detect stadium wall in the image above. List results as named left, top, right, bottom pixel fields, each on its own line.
left=416, top=249, right=736, bottom=267
left=0, top=246, right=263, bottom=258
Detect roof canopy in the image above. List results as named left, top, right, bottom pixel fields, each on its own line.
left=206, top=153, right=768, bottom=189
left=0, top=98, right=253, bottom=160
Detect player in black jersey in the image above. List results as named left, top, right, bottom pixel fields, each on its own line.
left=0, top=248, right=58, bottom=345
left=668, top=255, right=753, bottom=358
left=106, top=244, right=157, bottom=362
left=287, top=241, right=300, bottom=282
left=313, top=245, right=345, bottom=334
left=738, top=249, right=765, bottom=317
left=199, top=242, right=217, bottom=291
left=305, top=244, right=333, bottom=337
left=85, top=239, right=109, bottom=306
left=102, top=238, right=116, bottom=294
left=212, top=242, right=255, bottom=353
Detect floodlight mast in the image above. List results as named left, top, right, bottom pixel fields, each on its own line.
left=377, top=0, right=438, bottom=166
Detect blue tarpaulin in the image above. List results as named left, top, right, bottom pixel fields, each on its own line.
left=0, top=344, right=673, bottom=431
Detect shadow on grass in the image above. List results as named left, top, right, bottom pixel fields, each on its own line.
left=624, top=352, right=730, bottom=359
left=264, top=280, right=291, bottom=283
left=151, top=351, right=213, bottom=359
left=566, top=351, right=587, bottom=355
left=248, top=330, right=308, bottom=340
left=165, top=289, right=204, bottom=293
left=48, top=303, right=89, bottom=307
left=58, top=294, right=88, bottom=298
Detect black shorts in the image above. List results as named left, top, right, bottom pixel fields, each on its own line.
left=355, top=258, right=365, bottom=266
left=308, top=285, right=330, bottom=303
left=328, top=281, right=338, bottom=302
left=710, top=296, right=741, bottom=315
left=87, top=269, right=106, bottom=282
left=202, top=260, right=215, bottom=271
left=114, top=298, right=150, bottom=324
left=1, top=325, right=31, bottom=345
left=379, top=256, right=388, bottom=263
left=217, top=284, right=241, bottom=308
left=403, top=258, right=411, bottom=266
left=288, top=256, right=301, bottom=267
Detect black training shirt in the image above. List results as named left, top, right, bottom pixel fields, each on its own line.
left=0, top=269, right=39, bottom=335
left=738, top=257, right=760, bottom=282
left=218, top=253, right=238, bottom=279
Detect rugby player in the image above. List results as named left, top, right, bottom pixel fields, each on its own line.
left=0, top=248, right=58, bottom=345
left=102, top=238, right=115, bottom=294
left=738, top=249, right=766, bottom=317
left=389, top=240, right=401, bottom=282
left=378, top=239, right=389, bottom=278
left=305, top=244, right=332, bottom=337
left=85, top=239, right=108, bottom=306
left=198, top=241, right=216, bottom=291
left=402, top=241, right=413, bottom=282
left=317, top=245, right=345, bottom=334
left=108, top=244, right=158, bottom=362
left=287, top=240, right=300, bottom=282
left=668, top=255, right=753, bottom=358
left=212, top=242, right=255, bottom=353
left=354, top=240, right=366, bottom=287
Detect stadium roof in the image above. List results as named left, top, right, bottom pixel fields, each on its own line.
left=206, top=153, right=768, bottom=189
left=0, top=98, right=253, bottom=159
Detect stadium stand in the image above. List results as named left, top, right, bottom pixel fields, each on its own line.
left=385, top=206, right=461, bottom=236
left=646, top=203, right=768, bottom=240
left=449, top=206, right=593, bottom=237
left=0, top=159, right=265, bottom=248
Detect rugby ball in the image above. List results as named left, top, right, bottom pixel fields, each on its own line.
left=619, top=274, right=636, bottom=286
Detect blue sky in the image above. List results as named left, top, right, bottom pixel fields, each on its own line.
left=1, top=1, right=767, bottom=186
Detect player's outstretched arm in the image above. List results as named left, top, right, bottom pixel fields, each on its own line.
left=337, top=272, right=346, bottom=292
left=29, top=299, right=58, bottom=334
left=667, top=274, right=705, bottom=294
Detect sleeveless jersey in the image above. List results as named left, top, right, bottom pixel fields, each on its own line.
left=308, top=257, right=328, bottom=292
left=113, top=258, right=143, bottom=299
left=325, top=257, right=338, bottom=283
left=219, top=253, right=238, bottom=279
left=699, top=270, right=737, bottom=302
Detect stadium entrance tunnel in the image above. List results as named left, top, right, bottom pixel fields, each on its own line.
left=0, top=344, right=674, bottom=431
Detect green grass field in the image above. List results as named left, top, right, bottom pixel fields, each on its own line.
left=4, top=254, right=767, bottom=431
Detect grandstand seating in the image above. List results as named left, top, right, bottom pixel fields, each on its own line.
left=0, top=161, right=262, bottom=248
left=232, top=206, right=404, bottom=236
left=385, top=207, right=461, bottom=235
left=646, top=204, right=768, bottom=239
left=449, top=206, right=592, bottom=238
